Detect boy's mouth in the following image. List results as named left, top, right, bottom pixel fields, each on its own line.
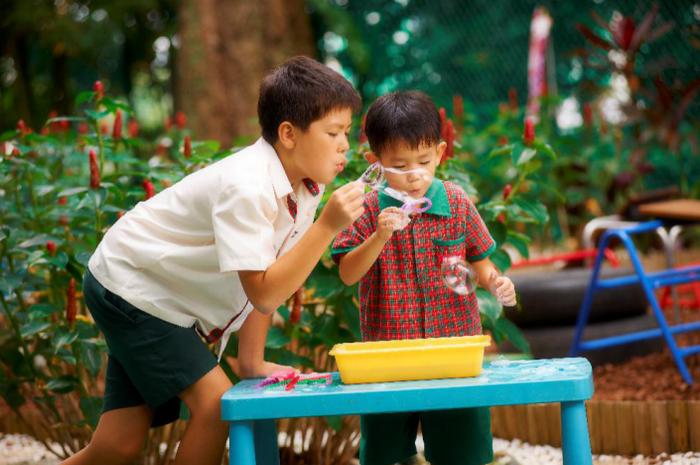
left=335, top=162, right=345, bottom=173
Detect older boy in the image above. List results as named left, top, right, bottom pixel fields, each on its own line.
left=65, top=56, right=364, bottom=465
left=332, top=91, right=516, bottom=465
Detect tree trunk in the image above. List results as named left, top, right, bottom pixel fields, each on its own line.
left=176, top=0, right=315, bottom=147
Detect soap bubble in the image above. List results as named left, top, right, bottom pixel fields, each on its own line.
left=441, top=256, right=476, bottom=295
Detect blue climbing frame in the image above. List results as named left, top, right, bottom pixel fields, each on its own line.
left=570, top=220, right=700, bottom=384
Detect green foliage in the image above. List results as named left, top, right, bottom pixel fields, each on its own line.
left=0, top=86, right=222, bottom=456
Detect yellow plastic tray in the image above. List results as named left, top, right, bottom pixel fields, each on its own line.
left=329, top=335, right=491, bottom=384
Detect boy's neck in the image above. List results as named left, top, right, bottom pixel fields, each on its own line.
left=273, top=142, right=303, bottom=191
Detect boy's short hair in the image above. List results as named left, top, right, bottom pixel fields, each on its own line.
left=365, top=91, right=441, bottom=156
left=258, top=56, right=361, bottom=144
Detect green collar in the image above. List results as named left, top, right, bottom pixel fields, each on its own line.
left=378, top=179, right=452, bottom=217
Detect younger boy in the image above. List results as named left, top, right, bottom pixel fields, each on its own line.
left=65, top=56, right=364, bottom=465
left=332, top=91, right=516, bottom=465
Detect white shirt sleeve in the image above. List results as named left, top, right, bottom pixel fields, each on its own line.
left=212, top=182, right=277, bottom=272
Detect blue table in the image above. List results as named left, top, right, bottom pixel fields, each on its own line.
left=221, top=358, right=594, bottom=465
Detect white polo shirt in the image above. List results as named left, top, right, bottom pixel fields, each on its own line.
left=88, top=137, right=323, bottom=343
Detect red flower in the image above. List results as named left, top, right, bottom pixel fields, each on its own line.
left=290, top=288, right=303, bottom=324
left=183, top=135, right=192, bottom=158
left=612, top=17, right=635, bottom=51
left=502, top=184, right=513, bottom=200
left=112, top=110, right=122, bottom=139
left=508, top=87, right=518, bottom=110
left=57, top=196, right=67, bottom=205
left=583, top=103, right=593, bottom=128
left=89, top=149, right=100, bottom=189
left=11, top=147, right=20, bottom=157
left=142, top=179, right=155, bottom=199
left=128, top=119, right=139, bottom=138
left=358, top=113, right=368, bottom=144
left=17, top=119, right=30, bottom=137
left=66, top=278, right=77, bottom=324
left=94, top=80, right=104, bottom=100
left=523, top=117, right=535, bottom=146
left=175, top=111, right=187, bottom=129
left=452, top=95, right=464, bottom=121
left=46, top=241, right=57, bottom=256
left=441, top=119, right=455, bottom=164
left=100, top=122, right=109, bottom=135
left=498, top=136, right=509, bottom=146
left=78, top=122, right=90, bottom=134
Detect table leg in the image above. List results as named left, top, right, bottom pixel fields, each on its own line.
left=253, top=420, right=280, bottom=465
left=560, top=401, right=593, bottom=465
left=230, top=421, right=257, bottom=465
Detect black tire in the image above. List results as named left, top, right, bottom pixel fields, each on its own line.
left=499, top=313, right=663, bottom=366
left=506, top=267, right=648, bottom=328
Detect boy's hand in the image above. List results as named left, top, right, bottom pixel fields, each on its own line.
left=376, top=207, right=406, bottom=241
left=490, top=271, right=517, bottom=306
left=318, top=182, right=365, bottom=233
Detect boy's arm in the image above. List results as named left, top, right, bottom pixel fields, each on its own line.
left=238, top=183, right=364, bottom=314
left=337, top=232, right=389, bottom=285
left=336, top=206, right=403, bottom=285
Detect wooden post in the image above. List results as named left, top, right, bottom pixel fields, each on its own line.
left=650, top=401, right=670, bottom=455
left=668, top=400, right=689, bottom=452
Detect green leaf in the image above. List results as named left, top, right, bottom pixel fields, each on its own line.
left=0, top=275, right=24, bottom=294
left=265, top=326, right=291, bottom=349
left=489, top=249, right=512, bottom=272
left=324, top=415, right=344, bottom=432
left=75, top=91, right=95, bottom=106
left=28, top=304, right=59, bottom=320
left=79, top=396, right=103, bottom=429
left=488, top=221, right=507, bottom=246
left=476, top=289, right=501, bottom=324
left=55, top=347, right=76, bottom=365
left=341, top=299, right=361, bottom=341
left=46, top=251, right=69, bottom=269
left=46, top=375, right=79, bottom=393
left=512, top=199, right=549, bottom=224
left=19, top=321, right=51, bottom=338
left=487, top=145, right=513, bottom=158
left=494, top=317, right=531, bottom=354
left=516, top=148, right=537, bottom=165
left=84, top=109, right=110, bottom=121
left=533, top=141, right=557, bottom=160
left=53, top=328, right=79, bottom=353
left=79, top=341, right=104, bottom=377
left=57, top=187, right=89, bottom=197
left=506, top=231, right=531, bottom=259
left=17, top=234, right=51, bottom=248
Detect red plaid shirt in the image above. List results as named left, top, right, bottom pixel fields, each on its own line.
left=332, top=180, right=495, bottom=342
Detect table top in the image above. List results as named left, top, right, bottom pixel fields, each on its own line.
left=221, top=358, right=593, bottom=421
left=638, top=199, right=700, bottom=222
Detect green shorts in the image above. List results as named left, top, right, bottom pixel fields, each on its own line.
left=83, top=269, right=218, bottom=427
left=360, top=407, right=493, bottom=465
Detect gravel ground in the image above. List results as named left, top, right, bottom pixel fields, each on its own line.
left=2, top=434, right=700, bottom=465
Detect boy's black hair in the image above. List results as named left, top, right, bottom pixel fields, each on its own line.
left=365, top=91, right=441, bottom=156
left=258, top=56, right=361, bottom=145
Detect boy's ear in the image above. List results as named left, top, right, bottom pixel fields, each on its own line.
left=435, top=141, right=447, bottom=164
left=277, top=121, right=296, bottom=150
left=364, top=151, right=379, bottom=165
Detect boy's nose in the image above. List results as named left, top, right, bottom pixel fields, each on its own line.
left=338, top=134, right=349, bottom=152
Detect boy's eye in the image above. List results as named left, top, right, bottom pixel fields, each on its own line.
left=327, top=132, right=338, bottom=137
left=420, top=161, right=430, bottom=165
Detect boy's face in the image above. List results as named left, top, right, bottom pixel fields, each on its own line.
left=292, top=108, right=353, bottom=185
left=369, top=140, right=446, bottom=199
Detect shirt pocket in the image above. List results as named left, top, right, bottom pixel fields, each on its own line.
left=431, top=234, right=466, bottom=259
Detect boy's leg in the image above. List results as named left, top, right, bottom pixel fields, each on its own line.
left=61, top=405, right=152, bottom=465
left=360, top=412, right=419, bottom=465
left=174, top=365, right=232, bottom=465
left=420, top=407, right=493, bottom=465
